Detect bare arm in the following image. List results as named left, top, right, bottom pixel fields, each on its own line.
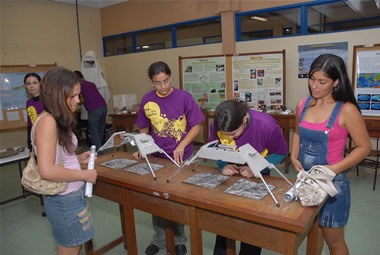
left=329, top=103, right=371, bottom=174
left=35, top=115, right=97, bottom=183
left=174, top=124, right=201, bottom=164
left=290, top=101, right=303, bottom=172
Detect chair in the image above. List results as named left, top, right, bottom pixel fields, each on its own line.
left=346, top=135, right=380, bottom=191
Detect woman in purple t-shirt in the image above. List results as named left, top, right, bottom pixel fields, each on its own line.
left=25, top=73, right=44, bottom=151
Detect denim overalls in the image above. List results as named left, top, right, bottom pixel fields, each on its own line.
left=299, top=96, right=350, bottom=228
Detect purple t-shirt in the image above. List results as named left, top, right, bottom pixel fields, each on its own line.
left=209, top=109, right=288, bottom=156
left=136, top=87, right=205, bottom=160
left=80, top=80, right=107, bottom=112
left=26, top=96, right=44, bottom=127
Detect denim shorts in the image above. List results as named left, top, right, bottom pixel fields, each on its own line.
left=43, top=186, right=95, bottom=247
left=319, top=171, right=350, bottom=228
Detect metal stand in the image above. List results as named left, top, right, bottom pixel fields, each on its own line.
left=167, top=141, right=293, bottom=207
left=98, top=132, right=181, bottom=180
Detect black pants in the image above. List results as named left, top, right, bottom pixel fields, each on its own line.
left=213, top=235, right=262, bottom=255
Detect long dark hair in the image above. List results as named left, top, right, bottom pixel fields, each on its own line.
left=308, top=54, right=360, bottom=111
left=24, top=72, right=41, bottom=84
left=40, top=67, right=80, bottom=152
left=214, top=100, right=248, bottom=132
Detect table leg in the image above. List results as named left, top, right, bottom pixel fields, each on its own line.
left=226, top=238, right=236, bottom=255
left=165, top=220, right=176, bottom=255
left=189, top=207, right=203, bottom=254
left=119, top=204, right=128, bottom=249
left=125, top=190, right=138, bottom=255
left=306, top=216, right=319, bottom=255
left=283, top=232, right=297, bottom=255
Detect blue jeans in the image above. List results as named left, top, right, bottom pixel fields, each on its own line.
left=88, top=105, right=107, bottom=149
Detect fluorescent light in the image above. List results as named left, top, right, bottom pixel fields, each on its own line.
left=142, top=45, right=149, bottom=49
left=250, top=16, right=268, bottom=22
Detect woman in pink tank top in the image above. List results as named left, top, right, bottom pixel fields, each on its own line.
left=34, top=67, right=98, bottom=255
left=291, top=54, right=371, bottom=255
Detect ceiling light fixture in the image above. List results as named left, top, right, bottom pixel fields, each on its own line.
left=250, top=16, right=268, bottom=22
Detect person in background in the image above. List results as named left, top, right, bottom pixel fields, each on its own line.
left=25, top=73, right=44, bottom=151
left=36, top=66, right=98, bottom=255
left=209, top=100, right=288, bottom=255
left=290, top=54, right=371, bottom=255
left=74, top=70, right=107, bottom=150
left=133, top=61, right=205, bottom=255
left=24, top=72, right=46, bottom=217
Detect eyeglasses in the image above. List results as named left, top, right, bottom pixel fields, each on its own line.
left=152, top=77, right=171, bottom=87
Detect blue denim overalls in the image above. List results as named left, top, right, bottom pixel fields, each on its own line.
left=299, top=96, right=350, bottom=228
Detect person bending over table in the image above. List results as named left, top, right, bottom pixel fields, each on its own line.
left=209, top=100, right=288, bottom=255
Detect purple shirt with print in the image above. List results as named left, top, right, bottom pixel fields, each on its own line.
left=209, top=109, right=288, bottom=155
left=136, top=87, right=205, bottom=160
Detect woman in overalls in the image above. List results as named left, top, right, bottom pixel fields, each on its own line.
left=291, top=54, right=371, bottom=255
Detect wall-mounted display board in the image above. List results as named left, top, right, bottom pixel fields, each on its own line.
left=179, top=51, right=285, bottom=111
left=0, top=64, right=56, bottom=131
left=232, top=51, right=285, bottom=110
left=179, top=55, right=228, bottom=110
left=352, top=44, right=380, bottom=117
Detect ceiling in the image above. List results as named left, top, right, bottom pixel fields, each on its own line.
left=50, top=0, right=128, bottom=9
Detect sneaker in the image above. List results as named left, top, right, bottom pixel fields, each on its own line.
left=175, top=244, right=187, bottom=255
left=145, top=244, right=160, bottom=255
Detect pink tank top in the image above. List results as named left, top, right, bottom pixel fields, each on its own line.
left=57, top=135, right=84, bottom=195
left=299, top=98, right=349, bottom=164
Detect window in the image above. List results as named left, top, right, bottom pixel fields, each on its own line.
left=176, top=19, right=221, bottom=47
left=103, top=17, right=221, bottom=57
left=307, top=1, right=380, bottom=33
left=104, top=34, right=133, bottom=57
left=237, top=7, right=301, bottom=40
left=237, top=0, right=380, bottom=42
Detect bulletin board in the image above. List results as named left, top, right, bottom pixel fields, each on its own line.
left=179, top=55, right=228, bottom=111
left=352, top=44, right=380, bottom=117
left=179, top=50, right=285, bottom=111
left=0, top=64, right=56, bottom=131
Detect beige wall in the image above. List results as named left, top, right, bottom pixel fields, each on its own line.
left=1, top=0, right=378, bottom=148
left=1, top=0, right=103, bottom=148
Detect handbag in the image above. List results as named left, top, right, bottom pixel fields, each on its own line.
left=21, top=113, right=68, bottom=195
left=295, top=165, right=338, bottom=207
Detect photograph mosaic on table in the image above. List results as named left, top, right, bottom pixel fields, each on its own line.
left=183, top=172, right=230, bottom=189
left=124, top=163, right=164, bottom=175
left=100, top=158, right=138, bottom=169
left=225, top=178, right=275, bottom=200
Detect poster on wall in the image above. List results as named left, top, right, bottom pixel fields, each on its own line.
left=182, top=56, right=226, bottom=110
left=232, top=53, right=284, bottom=110
left=298, top=42, right=348, bottom=78
left=353, top=45, right=380, bottom=117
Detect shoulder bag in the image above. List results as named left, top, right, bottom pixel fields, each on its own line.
left=21, top=113, right=68, bottom=195
left=295, top=165, right=338, bottom=207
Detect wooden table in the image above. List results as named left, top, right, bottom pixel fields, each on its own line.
left=91, top=151, right=323, bottom=255
left=109, top=113, right=137, bottom=132
left=269, top=113, right=296, bottom=174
